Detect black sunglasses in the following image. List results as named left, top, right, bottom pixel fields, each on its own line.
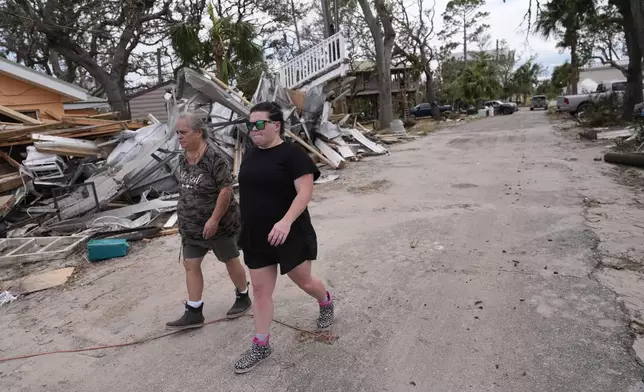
left=246, top=120, right=276, bottom=131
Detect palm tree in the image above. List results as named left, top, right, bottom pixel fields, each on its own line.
left=170, top=2, right=264, bottom=85
left=512, top=60, right=542, bottom=103
left=535, top=0, right=596, bottom=95
left=460, top=53, right=501, bottom=102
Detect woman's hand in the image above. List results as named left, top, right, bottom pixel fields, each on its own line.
left=203, top=217, right=219, bottom=239
left=268, top=219, right=291, bottom=246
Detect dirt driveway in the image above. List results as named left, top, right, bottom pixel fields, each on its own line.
left=2, top=109, right=644, bottom=392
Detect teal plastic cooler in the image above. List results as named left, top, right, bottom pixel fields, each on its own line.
left=87, top=239, right=130, bottom=262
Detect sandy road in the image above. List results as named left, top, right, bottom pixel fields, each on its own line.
left=1, top=109, right=644, bottom=392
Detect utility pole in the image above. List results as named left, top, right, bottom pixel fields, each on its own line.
left=496, top=39, right=499, bottom=62
left=156, top=48, right=163, bottom=84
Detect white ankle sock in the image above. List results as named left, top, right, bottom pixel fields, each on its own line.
left=237, top=287, right=248, bottom=295
left=187, top=300, right=203, bottom=308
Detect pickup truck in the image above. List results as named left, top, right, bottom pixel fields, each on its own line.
left=556, top=80, right=630, bottom=115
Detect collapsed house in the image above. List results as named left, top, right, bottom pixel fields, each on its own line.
left=0, top=59, right=397, bottom=267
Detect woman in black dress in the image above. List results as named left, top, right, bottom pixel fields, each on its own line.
left=234, top=101, right=334, bottom=374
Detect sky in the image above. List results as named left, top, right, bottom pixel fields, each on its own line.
left=428, top=0, right=570, bottom=76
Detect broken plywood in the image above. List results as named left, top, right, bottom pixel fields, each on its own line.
left=345, top=128, right=388, bottom=154
left=314, top=139, right=345, bottom=169
left=3, top=267, right=75, bottom=295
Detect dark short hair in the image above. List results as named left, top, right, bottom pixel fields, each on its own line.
left=250, top=101, right=285, bottom=135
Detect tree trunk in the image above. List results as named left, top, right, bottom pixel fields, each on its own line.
left=358, top=0, right=395, bottom=129
left=570, top=37, right=579, bottom=95
left=290, top=0, right=302, bottom=53
left=105, top=82, right=130, bottom=121
left=622, top=9, right=644, bottom=120
left=631, top=0, right=644, bottom=61
left=463, top=18, right=468, bottom=68
left=378, top=38, right=395, bottom=128
left=425, top=70, right=440, bottom=120
left=47, top=41, right=131, bottom=119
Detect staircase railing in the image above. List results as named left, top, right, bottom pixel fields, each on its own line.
left=277, top=32, right=346, bottom=89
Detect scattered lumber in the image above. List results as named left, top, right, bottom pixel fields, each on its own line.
left=90, top=112, right=120, bottom=119
left=0, top=105, right=42, bottom=125
left=0, top=172, right=24, bottom=193
left=62, top=116, right=120, bottom=126
left=0, top=150, right=20, bottom=170
left=44, top=110, right=62, bottom=121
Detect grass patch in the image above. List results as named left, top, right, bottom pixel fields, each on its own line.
left=411, top=119, right=440, bottom=136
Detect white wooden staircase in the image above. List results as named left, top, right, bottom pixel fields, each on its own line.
left=276, top=32, right=348, bottom=91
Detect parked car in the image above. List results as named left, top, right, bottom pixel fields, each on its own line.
left=555, top=80, right=644, bottom=115
left=530, top=95, right=548, bottom=110
left=484, top=100, right=517, bottom=115
left=410, top=102, right=453, bottom=119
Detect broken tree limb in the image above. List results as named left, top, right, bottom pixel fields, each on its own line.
left=285, top=130, right=339, bottom=169
left=0, top=105, right=42, bottom=125
left=604, top=152, right=644, bottom=168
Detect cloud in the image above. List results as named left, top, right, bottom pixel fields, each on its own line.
left=427, top=0, right=570, bottom=71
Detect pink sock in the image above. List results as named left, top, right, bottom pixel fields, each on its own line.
left=319, top=291, right=332, bottom=306
left=253, top=334, right=269, bottom=346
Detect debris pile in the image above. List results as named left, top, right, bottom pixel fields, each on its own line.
left=0, top=67, right=396, bottom=270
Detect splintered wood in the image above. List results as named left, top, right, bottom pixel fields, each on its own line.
left=0, top=117, right=146, bottom=147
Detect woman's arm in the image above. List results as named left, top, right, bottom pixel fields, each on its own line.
left=210, top=186, right=233, bottom=222
left=268, top=173, right=314, bottom=246
left=282, top=174, right=314, bottom=224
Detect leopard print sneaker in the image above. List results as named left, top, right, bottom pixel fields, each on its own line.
left=317, top=291, right=334, bottom=329
left=234, top=338, right=273, bottom=374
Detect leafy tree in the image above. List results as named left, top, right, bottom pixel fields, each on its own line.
left=494, top=41, right=519, bottom=99
left=439, top=0, right=490, bottom=68
left=392, top=0, right=441, bottom=119
left=170, top=2, right=264, bottom=87
left=535, top=80, right=559, bottom=99
left=512, top=59, right=543, bottom=102
left=550, top=61, right=573, bottom=93
left=534, top=0, right=596, bottom=95
left=0, top=0, right=201, bottom=119
left=459, top=53, right=500, bottom=102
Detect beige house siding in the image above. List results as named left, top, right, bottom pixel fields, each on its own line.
left=128, top=83, right=174, bottom=122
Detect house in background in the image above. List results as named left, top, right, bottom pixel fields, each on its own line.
left=323, top=60, right=421, bottom=119
left=0, top=57, right=107, bottom=122
left=577, top=60, right=631, bottom=94
left=127, top=80, right=175, bottom=122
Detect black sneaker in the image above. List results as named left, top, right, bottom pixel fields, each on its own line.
left=234, top=338, right=273, bottom=374
left=317, top=291, right=334, bottom=329
left=166, top=302, right=205, bottom=330
left=227, top=285, right=252, bottom=319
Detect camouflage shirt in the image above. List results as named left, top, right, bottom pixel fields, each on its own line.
left=177, top=144, right=240, bottom=241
